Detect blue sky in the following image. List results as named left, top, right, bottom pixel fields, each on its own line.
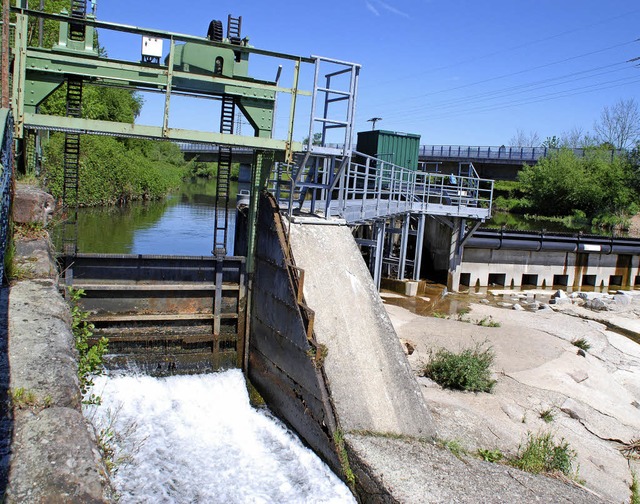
left=94, top=0, right=640, bottom=146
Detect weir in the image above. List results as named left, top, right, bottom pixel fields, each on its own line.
left=6, top=4, right=638, bottom=502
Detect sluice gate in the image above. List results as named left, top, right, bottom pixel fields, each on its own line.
left=62, top=254, right=246, bottom=373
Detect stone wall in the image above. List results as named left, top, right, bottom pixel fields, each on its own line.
left=1, top=234, right=111, bottom=501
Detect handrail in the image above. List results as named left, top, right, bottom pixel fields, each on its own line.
left=419, top=145, right=623, bottom=162
left=274, top=149, right=493, bottom=224
left=0, top=109, right=14, bottom=283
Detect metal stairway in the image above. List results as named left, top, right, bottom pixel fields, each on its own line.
left=62, top=75, right=83, bottom=255
left=213, top=94, right=235, bottom=256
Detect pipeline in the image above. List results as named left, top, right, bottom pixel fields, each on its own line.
left=465, top=229, right=640, bottom=255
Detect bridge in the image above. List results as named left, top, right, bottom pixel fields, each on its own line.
left=418, top=144, right=624, bottom=180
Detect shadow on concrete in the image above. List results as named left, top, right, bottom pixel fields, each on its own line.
left=0, top=286, right=11, bottom=499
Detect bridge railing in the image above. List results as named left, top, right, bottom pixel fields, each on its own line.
left=329, top=151, right=493, bottom=222
left=0, top=109, right=13, bottom=283
left=419, top=145, right=623, bottom=162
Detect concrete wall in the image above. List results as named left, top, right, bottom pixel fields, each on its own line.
left=457, top=248, right=640, bottom=290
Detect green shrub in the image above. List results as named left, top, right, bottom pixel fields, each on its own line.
left=477, top=448, right=504, bottom=463
left=512, top=431, right=577, bottom=477
left=571, top=338, right=591, bottom=352
left=423, top=343, right=496, bottom=392
left=68, top=287, right=108, bottom=405
left=631, top=471, right=639, bottom=504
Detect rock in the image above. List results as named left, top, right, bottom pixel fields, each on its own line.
left=554, top=289, right=569, bottom=298
left=401, top=339, right=415, bottom=355
left=501, top=403, right=525, bottom=422
left=613, top=294, right=631, bottom=306
left=569, top=369, right=589, bottom=383
left=561, top=398, right=588, bottom=421
left=13, top=186, right=55, bottom=225
left=577, top=349, right=587, bottom=357
left=497, top=302, right=513, bottom=308
left=512, top=303, right=524, bottom=311
left=479, top=299, right=490, bottom=304
left=585, top=298, right=612, bottom=311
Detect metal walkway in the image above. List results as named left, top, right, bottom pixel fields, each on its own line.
left=273, top=150, right=493, bottom=223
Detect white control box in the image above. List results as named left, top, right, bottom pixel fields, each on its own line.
left=141, top=37, right=163, bottom=58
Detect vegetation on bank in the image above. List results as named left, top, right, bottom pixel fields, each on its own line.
left=491, top=145, right=640, bottom=232
left=44, top=134, right=187, bottom=206
left=422, top=343, right=496, bottom=393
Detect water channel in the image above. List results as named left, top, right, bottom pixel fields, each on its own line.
left=70, top=178, right=354, bottom=502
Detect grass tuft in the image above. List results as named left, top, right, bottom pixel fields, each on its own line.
left=437, top=438, right=466, bottom=459
left=423, top=343, right=496, bottom=393
left=477, top=448, right=504, bottom=463
left=571, top=338, right=591, bottom=351
left=511, top=431, right=577, bottom=477
left=631, top=471, right=640, bottom=504
left=539, top=408, right=555, bottom=423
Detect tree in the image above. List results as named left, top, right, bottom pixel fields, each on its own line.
left=542, top=136, right=560, bottom=149
left=593, top=98, right=640, bottom=150
left=509, top=129, right=541, bottom=147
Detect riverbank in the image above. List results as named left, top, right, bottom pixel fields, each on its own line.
left=384, top=290, right=640, bottom=503
left=0, top=236, right=110, bottom=502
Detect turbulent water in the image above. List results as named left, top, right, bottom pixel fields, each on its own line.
left=85, top=371, right=355, bottom=504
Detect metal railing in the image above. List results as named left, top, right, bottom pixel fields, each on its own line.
left=419, top=145, right=624, bottom=163
left=0, top=109, right=14, bottom=283
left=273, top=150, right=493, bottom=224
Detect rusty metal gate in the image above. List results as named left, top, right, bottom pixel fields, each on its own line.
left=63, top=253, right=246, bottom=374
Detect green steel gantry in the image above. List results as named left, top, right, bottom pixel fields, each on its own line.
left=8, top=1, right=361, bottom=266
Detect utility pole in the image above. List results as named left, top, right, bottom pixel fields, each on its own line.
left=368, top=117, right=382, bottom=130
left=1, top=0, right=9, bottom=108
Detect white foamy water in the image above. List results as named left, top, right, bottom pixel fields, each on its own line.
left=86, top=370, right=355, bottom=504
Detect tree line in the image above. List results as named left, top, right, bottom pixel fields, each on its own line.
left=494, top=99, right=640, bottom=232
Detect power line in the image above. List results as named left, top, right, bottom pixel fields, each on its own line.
left=395, top=75, right=640, bottom=125
left=373, top=39, right=638, bottom=109
left=359, top=8, right=640, bottom=91
left=379, top=61, right=633, bottom=121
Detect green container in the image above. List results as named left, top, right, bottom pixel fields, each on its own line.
left=356, top=130, right=421, bottom=170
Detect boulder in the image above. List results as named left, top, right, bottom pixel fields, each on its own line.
left=13, top=186, right=55, bottom=225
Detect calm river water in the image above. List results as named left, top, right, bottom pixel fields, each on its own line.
left=66, top=177, right=237, bottom=255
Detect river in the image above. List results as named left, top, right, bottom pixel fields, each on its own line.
left=73, top=178, right=355, bottom=502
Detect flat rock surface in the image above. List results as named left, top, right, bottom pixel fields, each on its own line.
left=385, top=298, right=640, bottom=503
left=346, top=433, right=604, bottom=504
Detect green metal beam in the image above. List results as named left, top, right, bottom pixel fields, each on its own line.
left=23, top=112, right=303, bottom=150
left=10, top=7, right=316, bottom=64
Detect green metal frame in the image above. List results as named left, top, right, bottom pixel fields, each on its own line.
left=10, top=6, right=311, bottom=152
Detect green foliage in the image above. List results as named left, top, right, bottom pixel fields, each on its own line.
left=333, top=429, right=355, bottom=488
left=44, top=134, right=186, bottom=205
left=539, top=408, right=555, bottom=423
left=68, top=287, right=108, bottom=405
left=423, top=343, right=496, bottom=393
left=512, top=431, right=577, bottom=477
left=571, top=338, right=591, bottom=352
left=437, top=438, right=466, bottom=459
left=477, top=448, right=504, bottom=463
left=185, top=161, right=241, bottom=180
left=476, top=316, right=501, bottom=328
left=631, top=471, right=640, bottom=504
left=518, top=148, right=638, bottom=222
